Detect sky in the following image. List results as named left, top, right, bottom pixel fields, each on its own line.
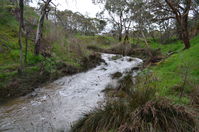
left=29, top=0, right=112, bottom=32
left=30, top=0, right=103, bottom=18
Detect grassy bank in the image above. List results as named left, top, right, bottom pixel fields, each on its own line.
left=149, top=36, right=199, bottom=104
left=72, top=36, right=199, bottom=132
left=0, top=5, right=111, bottom=100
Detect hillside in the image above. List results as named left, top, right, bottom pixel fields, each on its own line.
left=0, top=5, right=115, bottom=100
left=150, top=36, right=199, bottom=104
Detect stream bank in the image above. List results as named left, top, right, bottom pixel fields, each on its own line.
left=0, top=53, right=103, bottom=103
left=0, top=53, right=142, bottom=132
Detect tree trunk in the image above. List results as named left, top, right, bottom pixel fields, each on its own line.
left=35, top=13, right=45, bottom=55
left=34, top=0, right=51, bottom=55
left=182, top=31, right=190, bottom=49
left=118, top=11, right=123, bottom=42
left=124, top=30, right=129, bottom=43
left=165, top=0, right=191, bottom=49
left=141, top=31, right=152, bottom=57
left=119, top=32, right=122, bottom=41
left=176, top=23, right=191, bottom=49
left=24, top=31, right=29, bottom=64
left=181, top=18, right=191, bottom=49
left=122, top=30, right=129, bottom=56
left=18, top=0, right=24, bottom=73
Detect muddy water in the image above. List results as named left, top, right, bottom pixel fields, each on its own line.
left=0, top=54, right=142, bottom=132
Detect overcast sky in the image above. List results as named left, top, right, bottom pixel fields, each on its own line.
left=30, top=0, right=103, bottom=18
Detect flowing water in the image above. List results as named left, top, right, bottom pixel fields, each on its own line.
left=0, top=54, right=142, bottom=132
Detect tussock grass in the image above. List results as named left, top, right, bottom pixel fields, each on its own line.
left=71, top=101, right=130, bottom=132
left=119, top=99, right=198, bottom=132
left=72, top=99, right=198, bottom=132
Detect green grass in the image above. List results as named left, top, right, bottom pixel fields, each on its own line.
left=149, top=40, right=183, bottom=54
left=130, top=37, right=183, bottom=54
left=149, top=35, right=199, bottom=104
left=0, top=5, right=22, bottom=77
left=76, top=35, right=117, bottom=49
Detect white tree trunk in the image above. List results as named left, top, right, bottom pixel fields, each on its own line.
left=35, top=0, right=51, bottom=55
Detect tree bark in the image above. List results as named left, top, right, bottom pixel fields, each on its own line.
left=35, top=0, right=51, bottom=55
left=18, top=0, right=24, bottom=73
left=181, top=16, right=191, bottom=49
left=177, top=19, right=191, bottom=49
left=182, top=30, right=190, bottom=49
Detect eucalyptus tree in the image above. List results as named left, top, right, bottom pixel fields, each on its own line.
left=126, top=0, right=155, bottom=45
left=166, top=0, right=192, bottom=49
left=149, top=0, right=193, bottom=49
left=35, top=0, right=52, bottom=55
left=54, top=10, right=106, bottom=35
left=100, top=0, right=132, bottom=41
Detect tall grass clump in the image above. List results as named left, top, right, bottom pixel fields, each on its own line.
left=119, top=99, right=197, bottom=132
left=72, top=101, right=130, bottom=132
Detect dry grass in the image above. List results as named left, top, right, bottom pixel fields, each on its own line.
left=119, top=99, right=198, bottom=132
left=190, top=85, right=199, bottom=108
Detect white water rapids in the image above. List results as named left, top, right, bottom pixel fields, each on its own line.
left=0, top=54, right=142, bottom=132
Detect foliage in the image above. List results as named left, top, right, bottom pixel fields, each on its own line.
left=55, top=9, right=106, bottom=35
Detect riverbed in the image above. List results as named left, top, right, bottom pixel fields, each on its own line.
left=0, top=54, right=142, bottom=132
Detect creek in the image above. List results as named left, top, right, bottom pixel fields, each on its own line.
left=0, top=53, right=142, bottom=132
